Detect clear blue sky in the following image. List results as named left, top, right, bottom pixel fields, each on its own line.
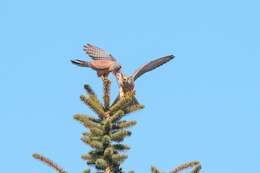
left=0, top=0, right=259, bottom=173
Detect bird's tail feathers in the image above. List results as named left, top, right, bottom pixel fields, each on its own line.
left=71, top=59, right=90, bottom=67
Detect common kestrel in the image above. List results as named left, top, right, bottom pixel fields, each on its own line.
left=113, top=55, right=174, bottom=104
left=71, top=44, right=121, bottom=77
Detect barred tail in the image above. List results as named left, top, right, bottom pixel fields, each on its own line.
left=71, top=59, right=90, bottom=67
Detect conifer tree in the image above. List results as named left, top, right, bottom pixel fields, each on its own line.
left=74, top=77, right=144, bottom=173
left=33, top=76, right=144, bottom=173
left=33, top=76, right=201, bottom=173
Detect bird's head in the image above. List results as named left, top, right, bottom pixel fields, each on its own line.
left=113, top=63, right=122, bottom=72
left=114, top=71, right=135, bottom=93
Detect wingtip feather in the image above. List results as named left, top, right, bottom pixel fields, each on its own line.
left=166, top=54, right=175, bottom=60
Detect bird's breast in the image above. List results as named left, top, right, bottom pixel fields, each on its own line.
left=90, top=60, right=115, bottom=69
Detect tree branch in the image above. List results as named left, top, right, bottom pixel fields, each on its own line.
left=170, top=160, right=201, bottom=173
left=32, top=153, right=68, bottom=173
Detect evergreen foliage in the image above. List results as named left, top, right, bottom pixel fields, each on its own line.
left=32, top=153, right=67, bottom=173
left=33, top=76, right=202, bottom=173
left=74, top=77, right=144, bottom=173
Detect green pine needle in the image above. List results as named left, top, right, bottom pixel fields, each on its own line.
left=95, top=159, right=108, bottom=170
left=80, top=95, right=106, bottom=118
left=84, top=84, right=104, bottom=109
left=104, top=147, right=114, bottom=158
left=110, top=110, right=125, bottom=122
left=102, top=135, right=111, bottom=146
left=112, top=144, right=130, bottom=151
left=124, top=104, right=144, bottom=114
left=83, top=133, right=101, bottom=141
left=81, top=136, right=103, bottom=149
left=170, top=161, right=201, bottom=173
left=74, top=114, right=103, bottom=130
left=117, top=120, right=137, bottom=129
left=89, top=127, right=104, bottom=136
left=111, top=130, right=131, bottom=142
left=110, top=92, right=134, bottom=113
left=81, top=154, right=96, bottom=162
left=112, top=154, right=128, bottom=163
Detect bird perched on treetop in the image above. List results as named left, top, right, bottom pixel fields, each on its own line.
left=113, top=54, right=175, bottom=104
left=71, top=44, right=121, bottom=77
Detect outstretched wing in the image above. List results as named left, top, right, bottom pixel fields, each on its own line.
left=131, top=55, right=174, bottom=81
left=84, top=43, right=116, bottom=61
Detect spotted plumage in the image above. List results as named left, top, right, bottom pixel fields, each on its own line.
left=71, top=44, right=121, bottom=77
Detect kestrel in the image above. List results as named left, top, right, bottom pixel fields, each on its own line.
left=113, top=55, right=174, bottom=103
left=71, top=44, right=121, bottom=77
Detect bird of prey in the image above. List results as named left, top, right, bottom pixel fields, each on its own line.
left=113, top=55, right=174, bottom=104
left=71, top=44, right=121, bottom=77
